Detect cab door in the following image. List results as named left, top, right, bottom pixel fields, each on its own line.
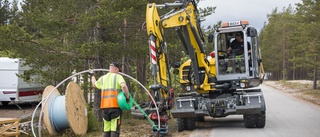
left=247, top=27, right=261, bottom=79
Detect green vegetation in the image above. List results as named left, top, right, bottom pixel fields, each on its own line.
left=0, top=0, right=215, bottom=122
left=260, top=0, right=320, bottom=89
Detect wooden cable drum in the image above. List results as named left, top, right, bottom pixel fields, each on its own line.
left=65, top=82, right=88, bottom=135
left=42, top=85, right=60, bottom=135
left=42, top=82, right=88, bottom=135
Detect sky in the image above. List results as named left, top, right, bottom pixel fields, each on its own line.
left=198, top=0, right=302, bottom=31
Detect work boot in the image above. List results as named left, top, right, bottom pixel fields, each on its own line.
left=103, top=132, right=111, bottom=137
left=110, top=131, right=119, bottom=137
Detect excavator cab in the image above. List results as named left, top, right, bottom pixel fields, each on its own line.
left=213, top=20, right=264, bottom=89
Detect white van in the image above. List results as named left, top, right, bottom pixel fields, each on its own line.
left=0, top=57, right=44, bottom=106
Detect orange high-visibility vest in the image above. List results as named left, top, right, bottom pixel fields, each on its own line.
left=95, top=73, right=125, bottom=108
left=100, top=88, right=120, bottom=108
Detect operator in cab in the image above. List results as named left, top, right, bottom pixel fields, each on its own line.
left=227, top=32, right=251, bottom=55
left=225, top=32, right=251, bottom=74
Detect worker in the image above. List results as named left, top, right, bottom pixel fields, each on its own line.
left=227, top=32, right=251, bottom=55
left=226, top=32, right=251, bottom=73
left=91, top=62, right=130, bottom=137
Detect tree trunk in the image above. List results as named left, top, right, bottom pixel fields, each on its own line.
left=313, top=56, right=318, bottom=89
left=93, top=21, right=102, bottom=121
left=282, top=41, right=286, bottom=80
left=83, top=60, right=88, bottom=103
left=293, top=59, right=295, bottom=80
left=94, top=88, right=102, bottom=121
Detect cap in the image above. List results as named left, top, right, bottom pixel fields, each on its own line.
left=110, top=62, right=121, bottom=71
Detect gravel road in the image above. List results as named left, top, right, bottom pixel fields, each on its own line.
left=0, top=102, right=40, bottom=119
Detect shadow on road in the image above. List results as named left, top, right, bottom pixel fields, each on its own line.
left=196, top=115, right=244, bottom=129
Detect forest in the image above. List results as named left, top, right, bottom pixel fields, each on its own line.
left=0, top=0, right=215, bottom=118
left=0, top=0, right=319, bottom=111
left=259, top=0, right=320, bottom=89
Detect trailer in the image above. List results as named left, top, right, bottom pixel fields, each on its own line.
left=0, top=57, right=44, bottom=107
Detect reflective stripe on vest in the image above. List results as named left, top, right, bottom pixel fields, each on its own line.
left=100, top=74, right=120, bottom=108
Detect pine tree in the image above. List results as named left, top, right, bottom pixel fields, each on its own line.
left=296, top=0, right=320, bottom=89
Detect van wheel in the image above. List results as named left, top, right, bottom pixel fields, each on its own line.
left=1, top=101, right=10, bottom=106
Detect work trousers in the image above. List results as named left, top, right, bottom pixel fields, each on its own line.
left=102, top=108, right=122, bottom=137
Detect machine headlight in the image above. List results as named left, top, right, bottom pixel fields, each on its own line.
left=186, top=86, right=191, bottom=91
left=240, top=83, right=246, bottom=88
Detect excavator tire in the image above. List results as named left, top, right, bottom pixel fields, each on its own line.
left=256, top=111, right=266, bottom=128
left=177, top=118, right=185, bottom=132
left=185, top=118, right=196, bottom=130
left=243, top=114, right=256, bottom=128
left=243, top=111, right=266, bottom=128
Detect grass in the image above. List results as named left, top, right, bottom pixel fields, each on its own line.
left=267, top=80, right=320, bottom=105
left=282, top=80, right=320, bottom=93
left=20, top=109, right=183, bottom=137
left=281, top=81, right=307, bottom=89
left=120, top=111, right=183, bottom=137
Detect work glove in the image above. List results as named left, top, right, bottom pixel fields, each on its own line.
left=88, top=69, right=94, bottom=76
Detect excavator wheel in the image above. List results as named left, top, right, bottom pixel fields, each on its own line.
left=243, top=114, right=256, bottom=128
left=243, top=111, right=266, bottom=128
left=176, top=118, right=185, bottom=132
left=256, top=111, right=266, bottom=128
left=185, top=117, right=196, bottom=130
left=177, top=117, right=196, bottom=132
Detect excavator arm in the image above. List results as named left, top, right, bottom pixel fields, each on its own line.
left=146, top=0, right=216, bottom=99
left=143, top=1, right=218, bottom=135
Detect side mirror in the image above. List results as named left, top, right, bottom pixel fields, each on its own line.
left=208, top=34, right=214, bottom=43
left=248, top=27, right=257, bottom=37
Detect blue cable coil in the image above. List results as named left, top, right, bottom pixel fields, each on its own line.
left=49, top=95, right=69, bottom=132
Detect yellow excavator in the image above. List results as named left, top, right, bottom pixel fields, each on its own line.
left=140, top=0, right=265, bottom=135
